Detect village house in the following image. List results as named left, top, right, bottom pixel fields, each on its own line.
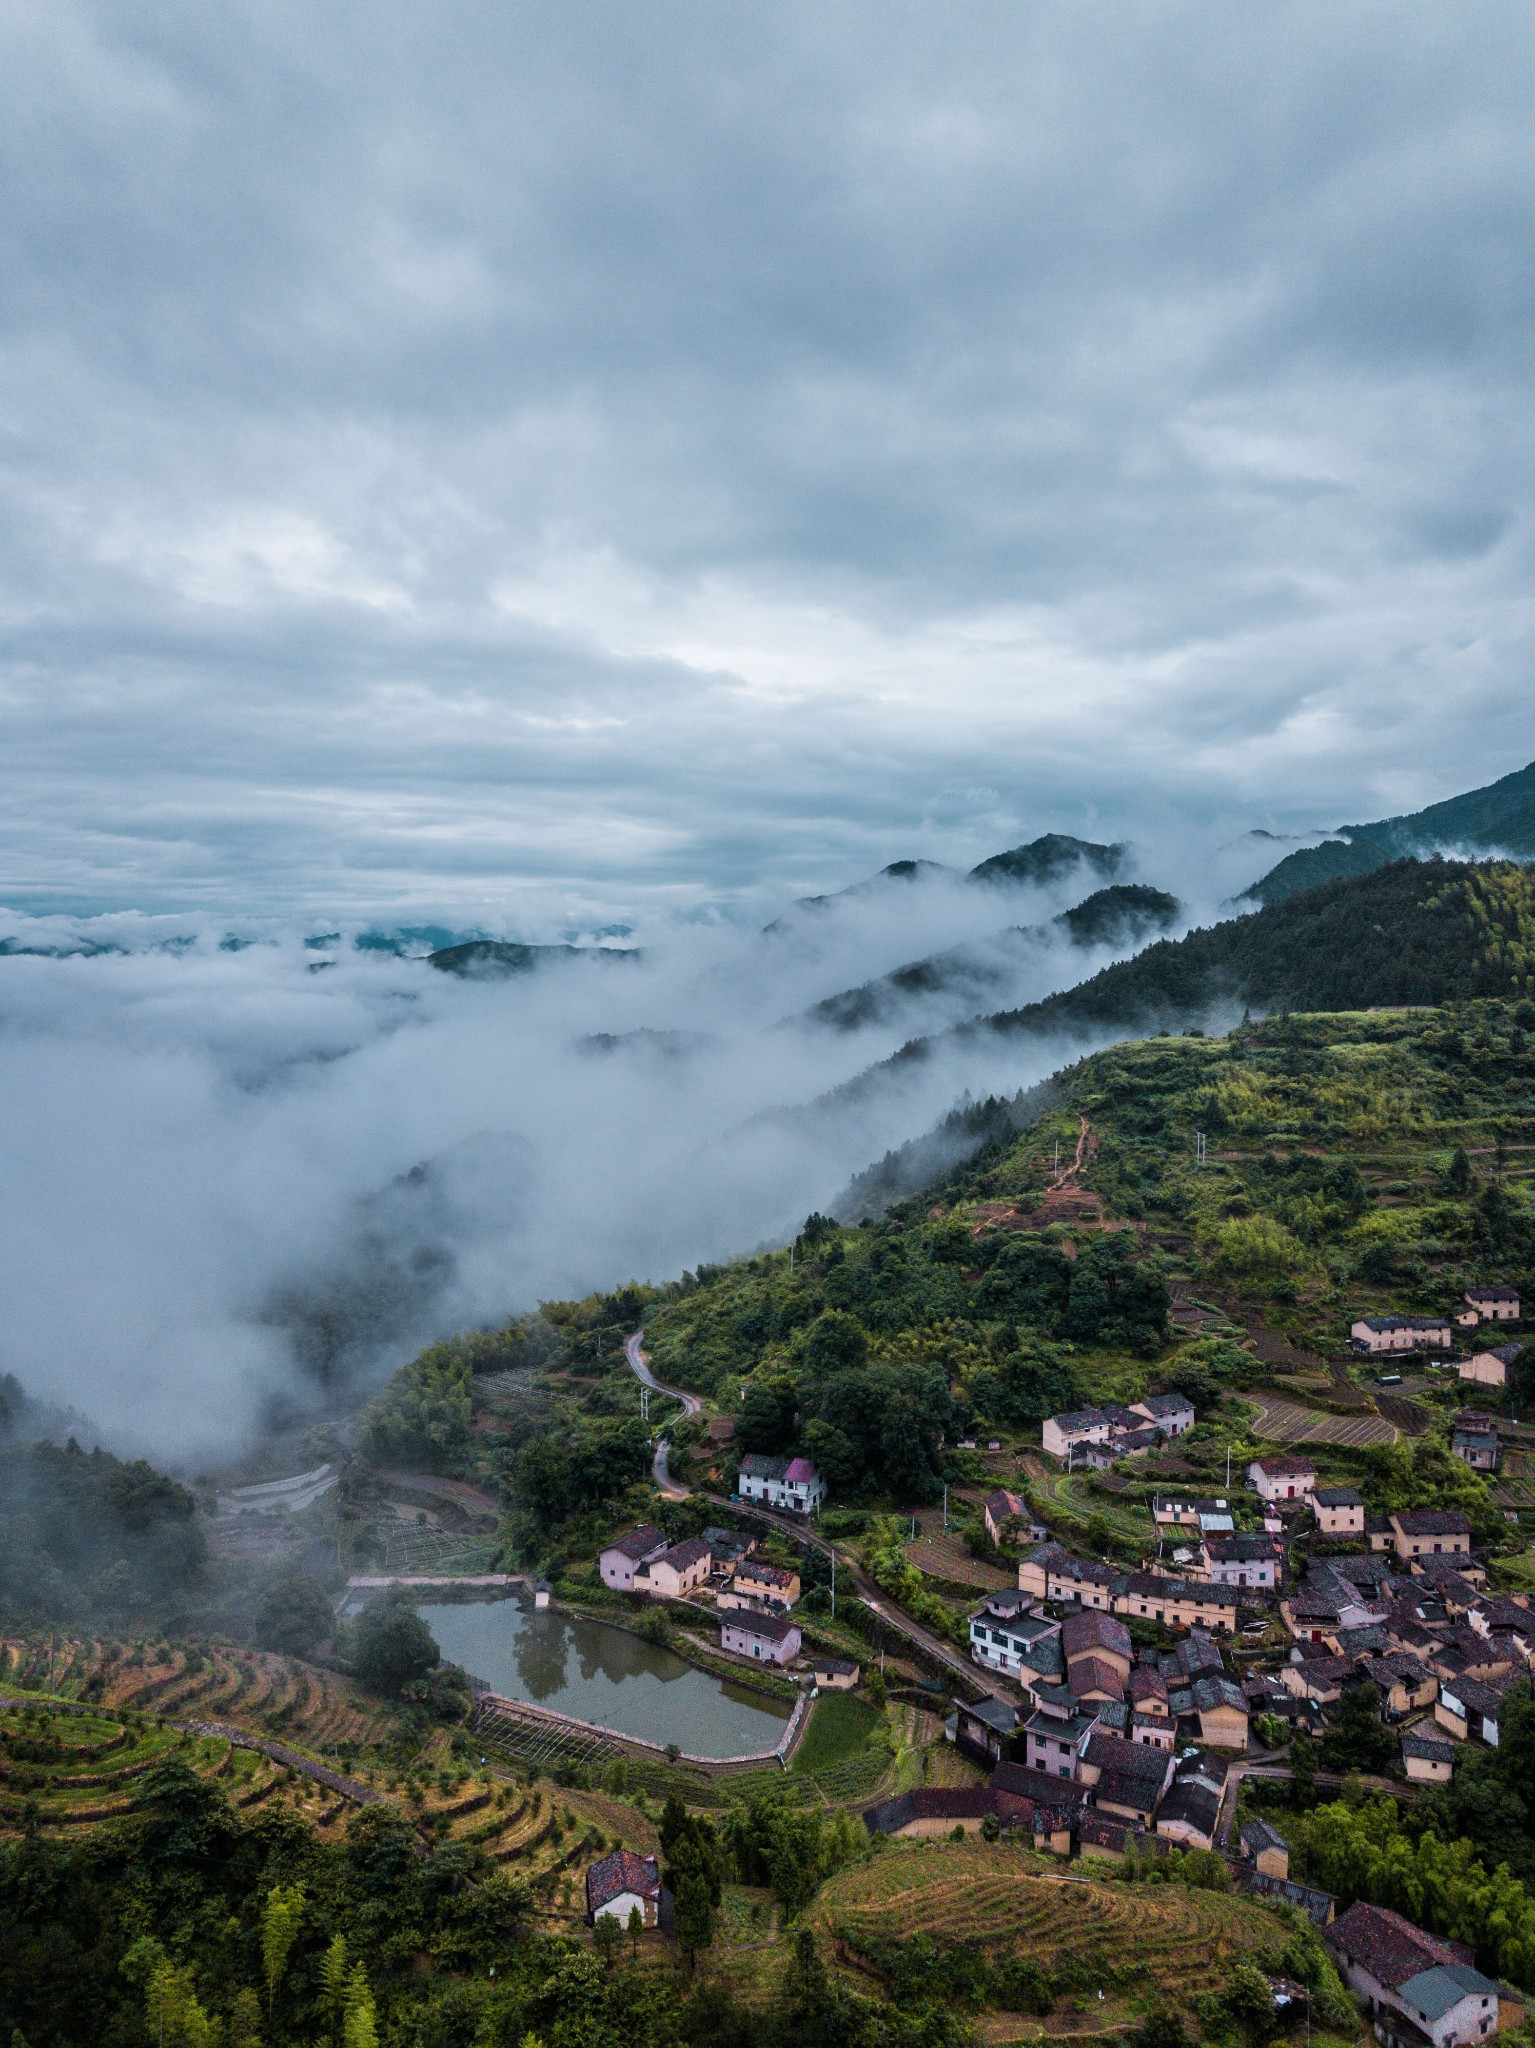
left=1041, top=1408, right=1114, bottom=1460
left=1022, top=1687, right=1097, bottom=1778
left=1130, top=1391, right=1197, bottom=1436
left=1390, top=1510, right=1473, bottom=1563
left=1363, top=1653, right=1438, bottom=1719
left=1281, top=1656, right=1352, bottom=1706
left=1249, top=1454, right=1317, bottom=1503
left=1154, top=1752, right=1226, bottom=1850
left=982, top=1487, right=1043, bottom=1545
left=1327, top=1902, right=1510, bottom=2048
left=1191, top=1673, right=1249, bottom=1749
left=1451, top=1425, right=1500, bottom=1473
left=721, top=1559, right=799, bottom=1609
left=1350, top=1314, right=1455, bottom=1356
left=1459, top=1343, right=1518, bottom=1391
left=1153, top=1493, right=1234, bottom=1533
left=1310, top=1486, right=1367, bottom=1536
left=585, top=1849, right=668, bottom=1929
left=967, top=1593, right=1063, bottom=1684
left=719, top=1609, right=801, bottom=1666
left=599, top=1525, right=671, bottom=1591
left=1464, top=1287, right=1520, bottom=1323
left=955, top=1694, right=1021, bottom=1768
left=1116, top=1571, right=1238, bottom=1634
left=1239, top=1817, right=1290, bottom=1881
left=1050, top=1554, right=1124, bottom=1611
left=808, top=1655, right=859, bottom=1690
left=1062, top=1607, right=1134, bottom=1682
left=635, top=1534, right=713, bottom=1599
left=1436, top=1675, right=1509, bottom=1748
left=1079, top=1726, right=1175, bottom=1820
left=1197, top=1531, right=1284, bottom=1590
left=1401, top=1730, right=1457, bottom=1785
left=735, top=1452, right=825, bottom=1514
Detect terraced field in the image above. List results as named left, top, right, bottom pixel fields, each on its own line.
left=1247, top=1392, right=1397, bottom=1448
left=0, top=1637, right=393, bottom=1750
left=811, top=1841, right=1291, bottom=2005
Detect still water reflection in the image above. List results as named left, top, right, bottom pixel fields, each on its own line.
left=417, top=1600, right=792, bottom=1759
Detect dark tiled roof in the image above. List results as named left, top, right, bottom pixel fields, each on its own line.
left=1084, top=1728, right=1169, bottom=1783
left=1069, top=1656, right=1126, bottom=1700
left=1062, top=1609, right=1132, bottom=1660
left=605, top=1524, right=667, bottom=1562
left=1328, top=1903, right=1469, bottom=1989
left=991, top=1760, right=1090, bottom=1808
left=1393, top=1510, right=1472, bottom=1537
left=1191, top=1674, right=1247, bottom=1716
left=1312, top=1487, right=1364, bottom=1507
left=961, top=1694, right=1020, bottom=1734
left=1241, top=1817, right=1288, bottom=1856
left=1155, top=1777, right=1222, bottom=1837
left=1401, top=1731, right=1456, bottom=1761
left=661, top=1536, right=712, bottom=1570
left=586, top=1849, right=661, bottom=1913
left=738, top=1452, right=791, bottom=1481
left=721, top=1609, right=797, bottom=1645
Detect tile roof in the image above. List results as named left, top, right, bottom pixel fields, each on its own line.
left=1084, top=1728, right=1170, bottom=1783
left=660, top=1536, right=712, bottom=1570
left=1062, top=1609, right=1132, bottom=1660
left=737, top=1452, right=790, bottom=1480
left=1155, top=1776, right=1222, bottom=1836
left=585, top=1849, right=662, bottom=1914
left=990, top=1760, right=1090, bottom=1808
left=1312, top=1487, right=1365, bottom=1507
left=1253, top=1455, right=1317, bottom=1475
left=783, top=1457, right=818, bottom=1484
left=1329, top=1903, right=1469, bottom=1990
left=1401, top=1731, right=1456, bottom=1761
left=605, top=1524, right=667, bottom=1561
left=722, top=1609, right=797, bottom=1644
left=1241, top=1817, right=1288, bottom=1856
left=1393, top=1510, right=1472, bottom=1536
left=1068, top=1656, right=1126, bottom=1700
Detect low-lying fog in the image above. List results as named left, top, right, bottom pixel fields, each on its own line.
left=0, top=829, right=1286, bottom=1461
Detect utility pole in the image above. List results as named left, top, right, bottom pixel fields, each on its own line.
left=942, top=1481, right=948, bottom=1530
left=1053, top=1138, right=1060, bottom=1176
left=830, top=1551, right=836, bottom=1620
left=1195, top=1131, right=1207, bottom=1168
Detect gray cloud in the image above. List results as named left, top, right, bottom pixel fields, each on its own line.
left=1, top=1, right=1533, bottom=928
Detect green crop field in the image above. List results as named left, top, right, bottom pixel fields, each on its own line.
left=792, top=1691, right=883, bottom=1777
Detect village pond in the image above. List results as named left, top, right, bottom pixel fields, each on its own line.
left=415, top=1597, right=794, bottom=1758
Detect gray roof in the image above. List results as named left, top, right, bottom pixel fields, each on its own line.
left=962, top=1694, right=1020, bottom=1733
left=1399, top=1964, right=1502, bottom=2023
left=1241, top=1817, right=1288, bottom=1855
left=1312, top=1487, right=1364, bottom=1507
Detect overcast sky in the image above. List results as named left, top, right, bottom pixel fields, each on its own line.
left=3, top=1, right=1533, bottom=930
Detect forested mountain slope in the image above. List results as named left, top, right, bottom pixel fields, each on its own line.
left=1251, top=759, right=1535, bottom=904
left=874, top=860, right=1535, bottom=1071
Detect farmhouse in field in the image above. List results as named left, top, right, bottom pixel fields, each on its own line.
left=1326, top=1901, right=1512, bottom=2048
left=719, top=1609, right=801, bottom=1665
left=1249, top=1454, right=1316, bottom=1502
left=1350, top=1314, right=1453, bottom=1355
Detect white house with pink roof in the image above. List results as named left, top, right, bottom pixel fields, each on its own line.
left=737, top=1452, right=826, bottom=1514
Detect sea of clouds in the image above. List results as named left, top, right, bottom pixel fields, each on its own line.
left=0, top=828, right=1297, bottom=1465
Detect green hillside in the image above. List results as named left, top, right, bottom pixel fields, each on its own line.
left=1251, top=759, right=1535, bottom=904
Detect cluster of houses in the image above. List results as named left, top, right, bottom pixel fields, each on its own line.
left=957, top=1437, right=1533, bottom=1838
left=1349, top=1288, right=1522, bottom=1390
left=1041, top=1391, right=1196, bottom=1466
left=597, top=1518, right=858, bottom=1690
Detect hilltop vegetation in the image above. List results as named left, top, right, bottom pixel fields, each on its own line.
left=895, top=857, right=1535, bottom=1058
left=1251, top=758, right=1535, bottom=904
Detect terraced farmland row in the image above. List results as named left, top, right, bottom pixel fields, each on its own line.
left=0, top=1637, right=392, bottom=1750
left=811, top=1842, right=1290, bottom=2004
left=1247, top=1392, right=1397, bottom=1448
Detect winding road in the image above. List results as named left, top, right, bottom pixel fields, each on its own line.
left=621, top=1331, right=981, bottom=1692
left=623, top=1329, right=700, bottom=1499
